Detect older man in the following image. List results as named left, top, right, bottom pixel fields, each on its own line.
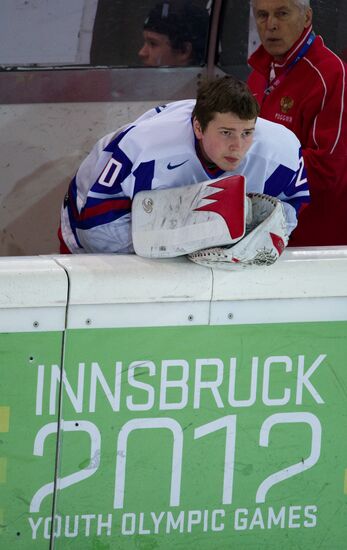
left=248, top=0, right=347, bottom=246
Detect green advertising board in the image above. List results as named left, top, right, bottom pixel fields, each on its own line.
left=3, top=321, right=345, bottom=548
left=0, top=331, right=64, bottom=548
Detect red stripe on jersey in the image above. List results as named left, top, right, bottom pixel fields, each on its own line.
left=78, top=198, right=132, bottom=221
left=58, top=226, right=72, bottom=254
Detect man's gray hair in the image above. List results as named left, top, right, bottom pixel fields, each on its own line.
left=292, top=0, right=311, bottom=7
left=251, top=0, right=311, bottom=8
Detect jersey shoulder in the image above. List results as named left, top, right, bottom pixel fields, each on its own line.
left=252, top=117, right=301, bottom=169
left=120, top=100, right=196, bottom=159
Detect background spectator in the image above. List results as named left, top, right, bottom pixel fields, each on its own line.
left=138, top=1, right=210, bottom=66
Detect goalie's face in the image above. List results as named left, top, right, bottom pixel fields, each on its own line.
left=193, top=113, right=256, bottom=172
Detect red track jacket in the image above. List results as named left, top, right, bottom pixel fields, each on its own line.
left=248, top=26, right=347, bottom=246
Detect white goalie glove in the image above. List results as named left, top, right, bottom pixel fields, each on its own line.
left=188, top=193, right=289, bottom=270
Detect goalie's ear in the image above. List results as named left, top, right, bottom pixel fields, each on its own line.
left=192, top=116, right=204, bottom=140
left=132, top=175, right=248, bottom=258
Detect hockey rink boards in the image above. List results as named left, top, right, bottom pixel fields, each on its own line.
left=1, top=252, right=347, bottom=548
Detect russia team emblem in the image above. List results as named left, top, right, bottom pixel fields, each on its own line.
left=280, top=96, right=294, bottom=113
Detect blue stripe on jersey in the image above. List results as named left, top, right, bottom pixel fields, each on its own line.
left=155, top=104, right=167, bottom=113
left=104, top=125, right=133, bottom=153
left=264, top=161, right=310, bottom=214
left=133, top=160, right=155, bottom=194
left=69, top=176, right=78, bottom=201
left=263, top=164, right=296, bottom=197
left=264, top=149, right=309, bottom=199
left=90, top=127, right=134, bottom=196
left=285, top=152, right=309, bottom=198
left=66, top=177, right=83, bottom=247
left=73, top=204, right=131, bottom=230
left=67, top=173, right=131, bottom=231
left=67, top=192, right=131, bottom=231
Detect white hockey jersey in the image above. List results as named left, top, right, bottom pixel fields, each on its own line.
left=60, top=100, right=309, bottom=253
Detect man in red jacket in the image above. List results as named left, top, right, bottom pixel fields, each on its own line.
left=248, top=0, right=347, bottom=246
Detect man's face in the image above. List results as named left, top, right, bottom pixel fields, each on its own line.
left=253, top=0, right=312, bottom=59
left=138, top=31, right=190, bottom=66
left=193, top=113, right=256, bottom=172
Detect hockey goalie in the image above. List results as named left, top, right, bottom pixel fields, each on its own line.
left=132, top=174, right=290, bottom=270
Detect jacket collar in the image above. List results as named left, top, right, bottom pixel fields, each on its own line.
left=248, top=25, right=313, bottom=76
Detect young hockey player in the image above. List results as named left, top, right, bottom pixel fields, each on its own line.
left=59, top=76, right=309, bottom=256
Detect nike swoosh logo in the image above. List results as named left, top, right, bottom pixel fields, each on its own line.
left=167, top=160, right=189, bottom=170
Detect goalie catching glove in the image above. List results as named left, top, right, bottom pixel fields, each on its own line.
left=188, top=193, right=289, bottom=269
